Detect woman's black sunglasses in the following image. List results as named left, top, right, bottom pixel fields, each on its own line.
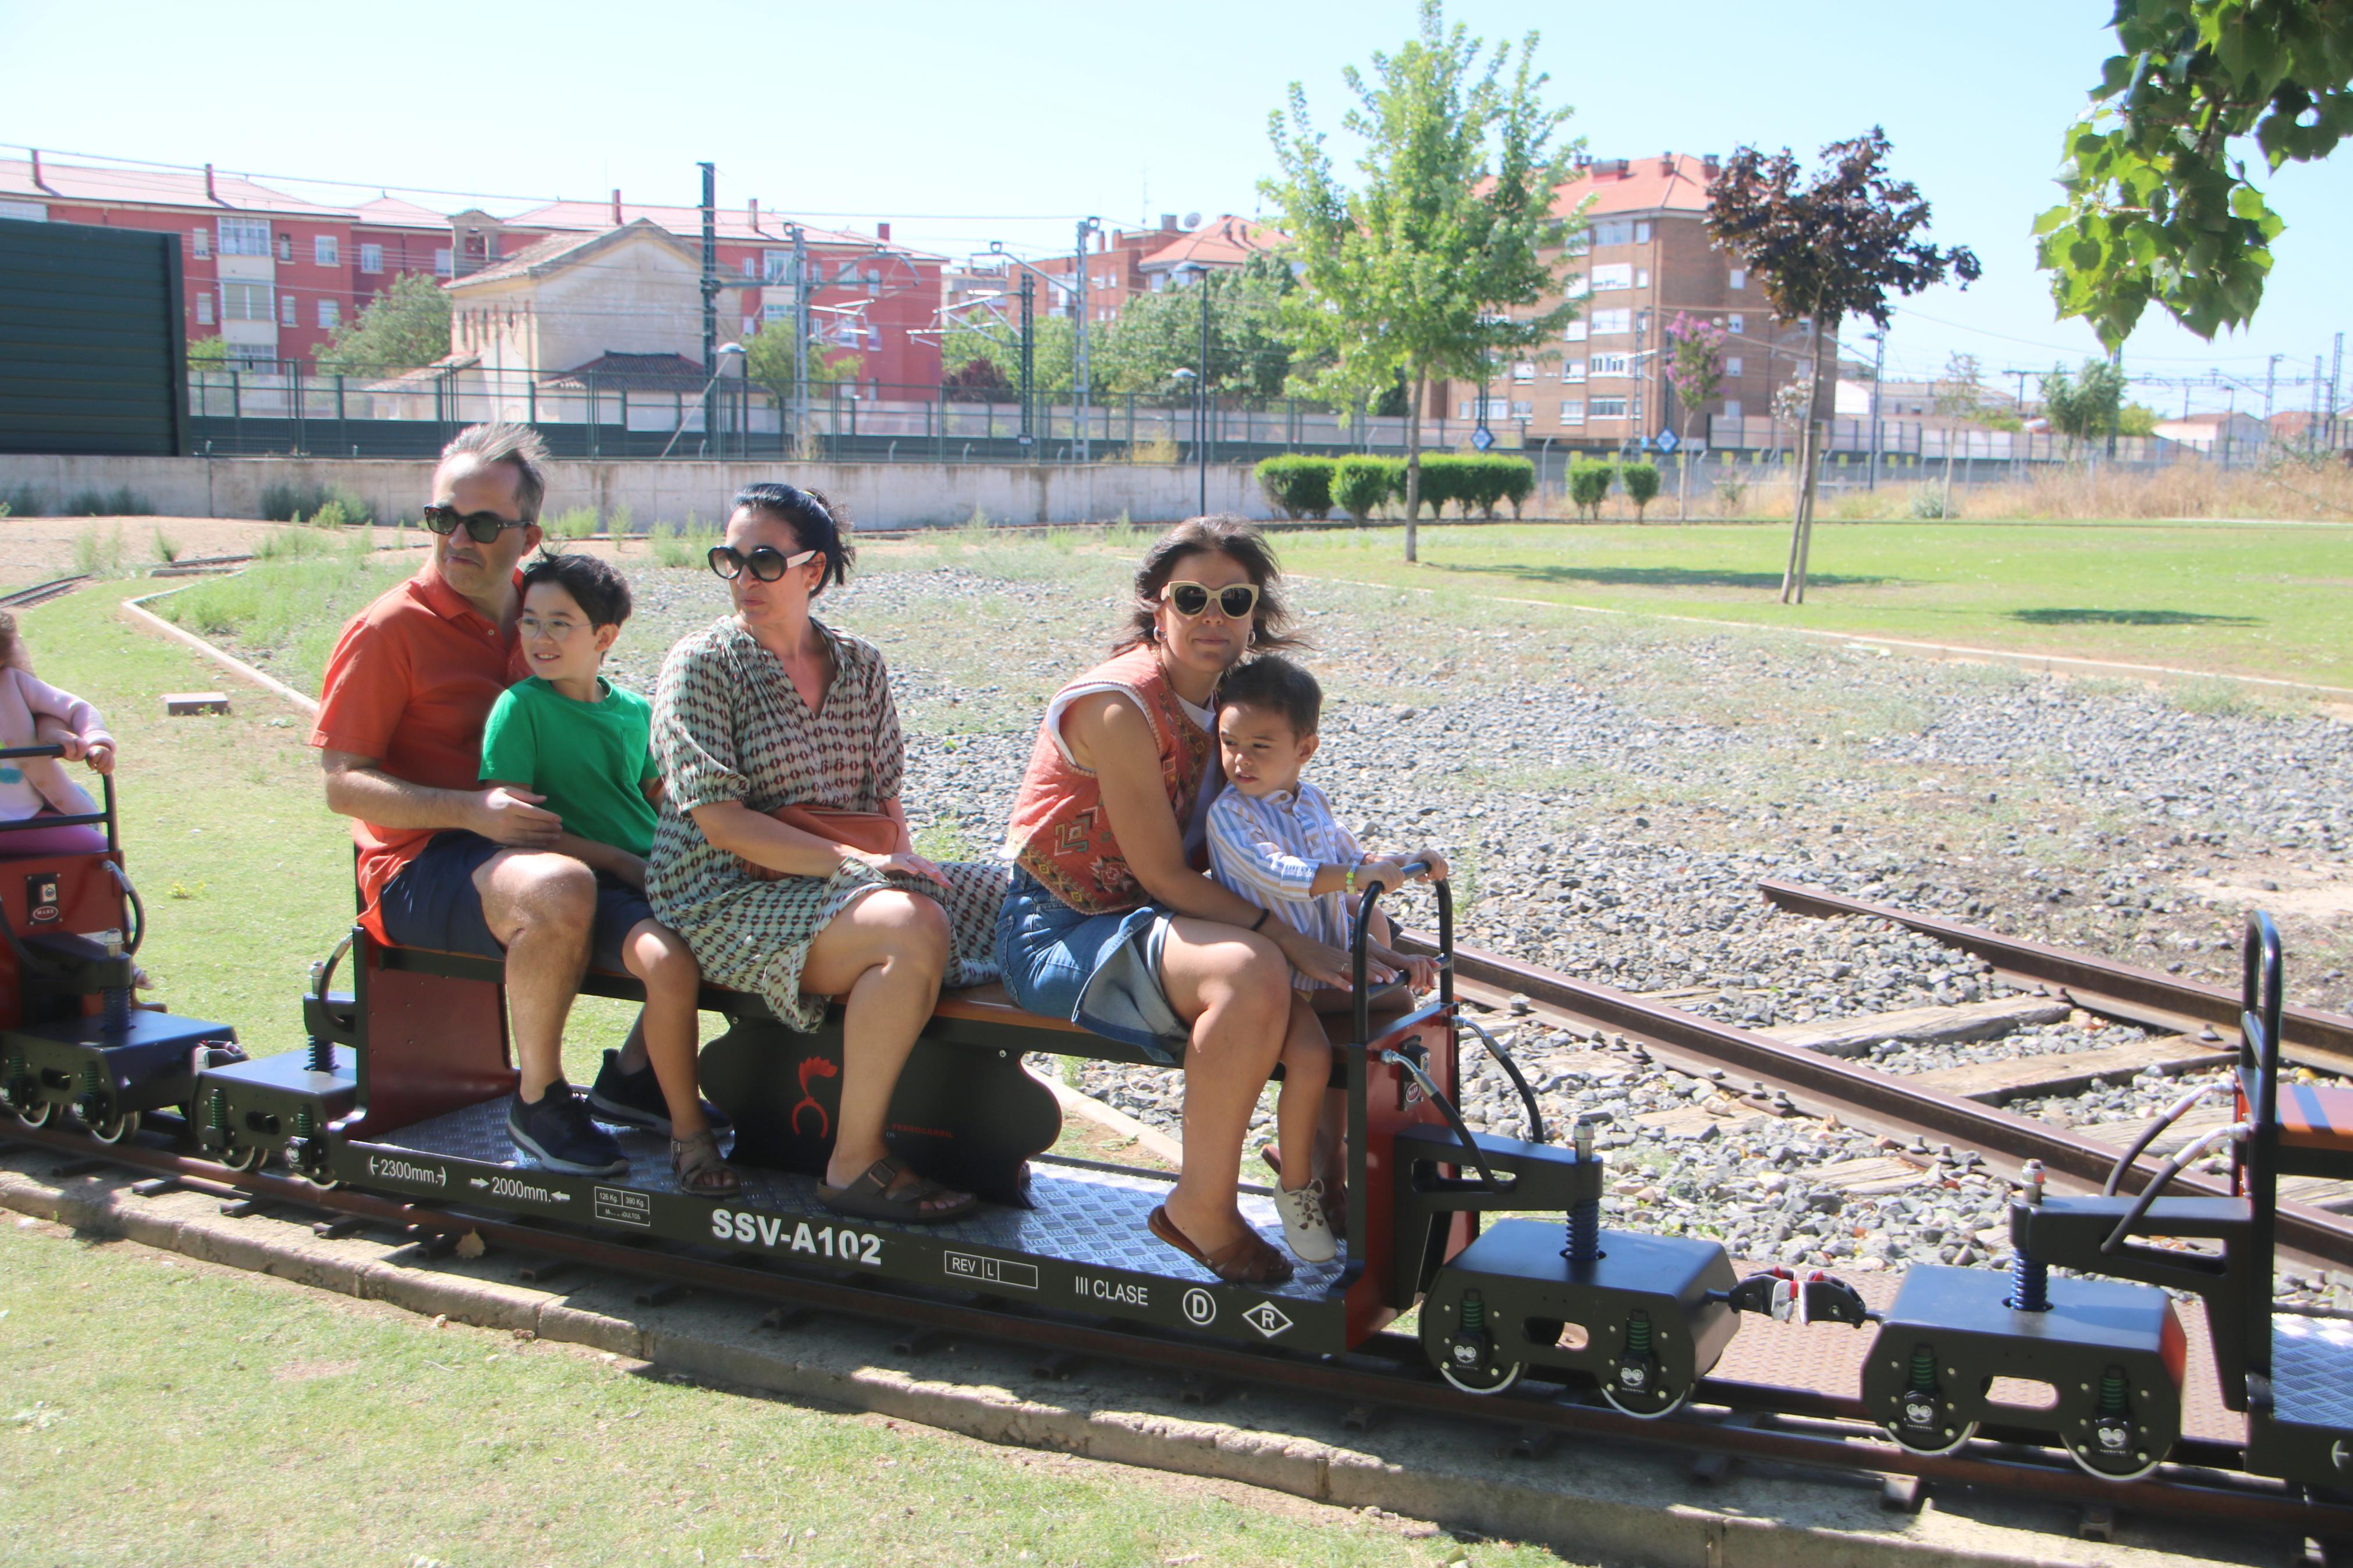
left=421, top=504, right=531, bottom=543
left=709, top=545, right=819, bottom=582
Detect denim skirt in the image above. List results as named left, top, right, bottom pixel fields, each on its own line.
left=995, top=868, right=1188, bottom=1064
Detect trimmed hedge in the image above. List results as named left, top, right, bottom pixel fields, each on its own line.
left=1620, top=461, right=1661, bottom=521
left=1333, top=456, right=1397, bottom=521
left=1568, top=460, right=1616, bottom=519
left=1255, top=454, right=1335, bottom=520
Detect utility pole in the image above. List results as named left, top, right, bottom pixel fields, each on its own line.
left=1195, top=272, right=1212, bottom=515
left=790, top=226, right=811, bottom=459
left=1864, top=329, right=1886, bottom=490
left=1017, top=271, right=1035, bottom=455
left=2330, top=332, right=2344, bottom=451
left=2106, top=349, right=2122, bottom=460
left=2313, top=355, right=2326, bottom=454
left=698, top=162, right=719, bottom=457
left=1074, top=216, right=1100, bottom=463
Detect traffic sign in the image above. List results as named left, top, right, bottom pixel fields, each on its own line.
left=1653, top=428, right=1680, bottom=453
left=1470, top=425, right=1496, bottom=452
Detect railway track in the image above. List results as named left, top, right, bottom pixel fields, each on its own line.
left=1400, top=906, right=2353, bottom=1272
left=6, top=1120, right=2350, bottom=1548
left=0, top=574, right=89, bottom=611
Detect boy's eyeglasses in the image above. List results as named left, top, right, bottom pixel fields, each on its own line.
left=517, top=614, right=587, bottom=640
left=708, top=545, right=818, bottom=582
left=1161, top=580, right=1259, bottom=620
left=421, top=504, right=532, bottom=543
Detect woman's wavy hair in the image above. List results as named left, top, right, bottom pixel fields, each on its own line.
left=731, top=482, right=855, bottom=595
left=1119, top=515, right=1301, bottom=653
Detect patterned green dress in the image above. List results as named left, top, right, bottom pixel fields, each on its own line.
left=646, top=614, right=1005, bottom=1032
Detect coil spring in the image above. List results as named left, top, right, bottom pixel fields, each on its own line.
left=2099, top=1366, right=2128, bottom=1416
left=2010, top=1251, right=2050, bottom=1312
left=5, top=1051, right=26, bottom=1098
left=1566, top=1196, right=1600, bottom=1264
left=1625, top=1310, right=1653, bottom=1359
left=102, top=983, right=130, bottom=1034
left=294, top=1106, right=315, bottom=1139
left=81, top=1062, right=104, bottom=1100
left=1910, top=1345, right=1939, bottom=1393
left=207, top=1090, right=228, bottom=1133
left=1459, top=1290, right=1486, bottom=1333
left=307, top=1034, right=333, bottom=1074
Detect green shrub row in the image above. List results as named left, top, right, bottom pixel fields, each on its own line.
left=1254, top=454, right=1537, bottom=521
left=1566, top=460, right=1662, bottom=520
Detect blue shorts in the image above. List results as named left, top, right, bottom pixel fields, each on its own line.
left=378, top=830, right=657, bottom=973
left=995, top=868, right=1186, bottom=1064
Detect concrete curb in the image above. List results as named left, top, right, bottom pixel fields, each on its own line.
left=118, top=587, right=321, bottom=715
left=1047, top=1076, right=1187, bottom=1168
left=0, top=1149, right=2282, bottom=1568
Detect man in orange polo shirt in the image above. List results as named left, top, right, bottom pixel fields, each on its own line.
left=311, top=422, right=643, bottom=1175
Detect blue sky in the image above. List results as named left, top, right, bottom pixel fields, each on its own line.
left=6, top=0, right=2347, bottom=414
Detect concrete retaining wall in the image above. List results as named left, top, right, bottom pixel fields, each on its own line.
left=0, top=453, right=1275, bottom=529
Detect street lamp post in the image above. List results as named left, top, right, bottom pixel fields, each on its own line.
left=1075, top=216, right=1100, bottom=463
left=1183, top=263, right=1211, bottom=515
left=659, top=341, right=744, bottom=461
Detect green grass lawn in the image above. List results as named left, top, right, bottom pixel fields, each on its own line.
left=1272, top=520, right=2353, bottom=688
left=3, top=1225, right=1556, bottom=1567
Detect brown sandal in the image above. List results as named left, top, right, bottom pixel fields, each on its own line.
left=671, top=1130, right=741, bottom=1198
left=1260, top=1145, right=1346, bottom=1240
left=1148, top=1205, right=1294, bottom=1285
left=818, top=1154, right=976, bottom=1224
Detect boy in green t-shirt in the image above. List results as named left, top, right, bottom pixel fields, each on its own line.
left=480, top=553, right=736, bottom=1196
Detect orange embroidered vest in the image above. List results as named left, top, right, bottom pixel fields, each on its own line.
left=1006, top=643, right=1214, bottom=915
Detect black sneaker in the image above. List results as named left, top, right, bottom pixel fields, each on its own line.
left=587, top=1049, right=731, bottom=1137
left=507, top=1082, right=629, bottom=1177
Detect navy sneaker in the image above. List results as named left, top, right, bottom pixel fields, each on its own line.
left=507, top=1082, right=629, bottom=1177
left=587, top=1049, right=730, bottom=1137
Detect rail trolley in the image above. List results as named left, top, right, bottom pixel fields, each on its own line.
left=7, top=748, right=2353, bottom=1523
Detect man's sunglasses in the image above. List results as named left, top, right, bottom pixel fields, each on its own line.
left=709, top=545, right=819, bottom=582
left=421, top=504, right=532, bottom=543
left=1161, top=580, right=1260, bottom=620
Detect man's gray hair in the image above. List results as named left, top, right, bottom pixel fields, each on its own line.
left=438, top=421, right=550, bottom=522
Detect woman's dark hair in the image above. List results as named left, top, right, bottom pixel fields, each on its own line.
left=732, top=482, right=854, bottom=594
left=1220, top=653, right=1322, bottom=736
left=1121, top=515, right=1300, bottom=652
left=520, top=552, right=633, bottom=628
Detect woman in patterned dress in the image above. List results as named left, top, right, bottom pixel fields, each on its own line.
left=647, top=483, right=1005, bottom=1224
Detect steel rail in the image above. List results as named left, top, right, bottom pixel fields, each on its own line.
left=1396, top=931, right=2353, bottom=1270
left=0, top=575, right=90, bottom=611
left=3, top=1123, right=2345, bottom=1541
left=1759, top=877, right=2353, bottom=1077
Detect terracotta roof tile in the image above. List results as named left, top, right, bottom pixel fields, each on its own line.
left=539, top=351, right=711, bottom=391
left=503, top=199, right=943, bottom=260
left=1551, top=154, right=1719, bottom=219
left=0, top=157, right=350, bottom=216
left=1140, top=215, right=1284, bottom=272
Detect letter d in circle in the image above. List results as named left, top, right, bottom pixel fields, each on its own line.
left=1183, top=1288, right=1216, bottom=1327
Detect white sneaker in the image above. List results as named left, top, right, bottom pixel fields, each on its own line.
left=1274, top=1179, right=1337, bottom=1264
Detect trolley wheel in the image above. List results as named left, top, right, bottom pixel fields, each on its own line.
left=16, top=1098, right=57, bottom=1129
left=1885, top=1419, right=1978, bottom=1457
left=2067, top=1437, right=2167, bottom=1483
left=1439, top=1360, right=1524, bottom=1396
left=218, top=1143, right=267, bottom=1173
left=1601, top=1381, right=1690, bottom=1421
left=87, top=1110, right=140, bottom=1144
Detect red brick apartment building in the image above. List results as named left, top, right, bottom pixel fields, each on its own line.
left=1435, top=152, right=1830, bottom=451
left=0, top=154, right=445, bottom=365
left=0, top=154, right=945, bottom=390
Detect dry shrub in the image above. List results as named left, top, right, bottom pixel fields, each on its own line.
left=1962, top=458, right=2353, bottom=521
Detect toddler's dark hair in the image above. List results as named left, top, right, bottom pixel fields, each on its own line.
left=1220, top=654, right=1322, bottom=737
left=520, top=552, right=634, bottom=629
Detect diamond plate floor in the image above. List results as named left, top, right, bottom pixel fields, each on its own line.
left=2272, top=1312, right=2353, bottom=1431
left=378, top=1098, right=1345, bottom=1301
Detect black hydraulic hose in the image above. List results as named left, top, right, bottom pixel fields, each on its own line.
left=1456, top=1013, right=1549, bottom=1144
left=2102, top=1121, right=2249, bottom=1254
left=2103, top=1080, right=2223, bottom=1197
left=1380, top=1046, right=1507, bottom=1192
left=103, top=861, right=144, bottom=956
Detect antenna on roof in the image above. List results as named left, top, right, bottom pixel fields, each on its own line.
left=1182, top=211, right=1201, bottom=230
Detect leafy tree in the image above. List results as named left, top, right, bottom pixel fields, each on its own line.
left=2040, top=357, right=2128, bottom=453
left=2118, top=402, right=2162, bottom=437
left=314, top=273, right=452, bottom=376
left=1663, top=313, right=1727, bottom=518
left=2036, top=0, right=2350, bottom=347
left=1567, top=459, right=1614, bottom=520
left=187, top=335, right=228, bottom=367
left=1620, top=461, right=1661, bottom=521
left=1097, top=254, right=1298, bottom=401
left=1705, top=128, right=1980, bottom=603
left=1262, top=0, right=1585, bottom=561
left=745, top=323, right=863, bottom=406
left=942, top=356, right=1012, bottom=403
left=938, top=311, right=1077, bottom=396
left=1930, top=351, right=1988, bottom=510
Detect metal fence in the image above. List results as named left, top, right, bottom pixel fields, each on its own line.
left=178, top=362, right=2274, bottom=472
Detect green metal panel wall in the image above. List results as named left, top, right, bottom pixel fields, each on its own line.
left=0, top=216, right=186, bottom=456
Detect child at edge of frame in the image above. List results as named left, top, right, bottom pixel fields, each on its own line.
left=478, top=551, right=739, bottom=1199
left=1206, top=650, right=1448, bottom=1267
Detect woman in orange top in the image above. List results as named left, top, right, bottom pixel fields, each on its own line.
left=997, top=517, right=1353, bottom=1284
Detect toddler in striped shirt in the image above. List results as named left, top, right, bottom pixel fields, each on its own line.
left=1209, top=653, right=1447, bottom=1263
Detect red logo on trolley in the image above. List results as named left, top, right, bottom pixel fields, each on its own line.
left=791, top=1055, right=839, bottom=1139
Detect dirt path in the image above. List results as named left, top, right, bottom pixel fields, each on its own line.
left=0, top=517, right=348, bottom=586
